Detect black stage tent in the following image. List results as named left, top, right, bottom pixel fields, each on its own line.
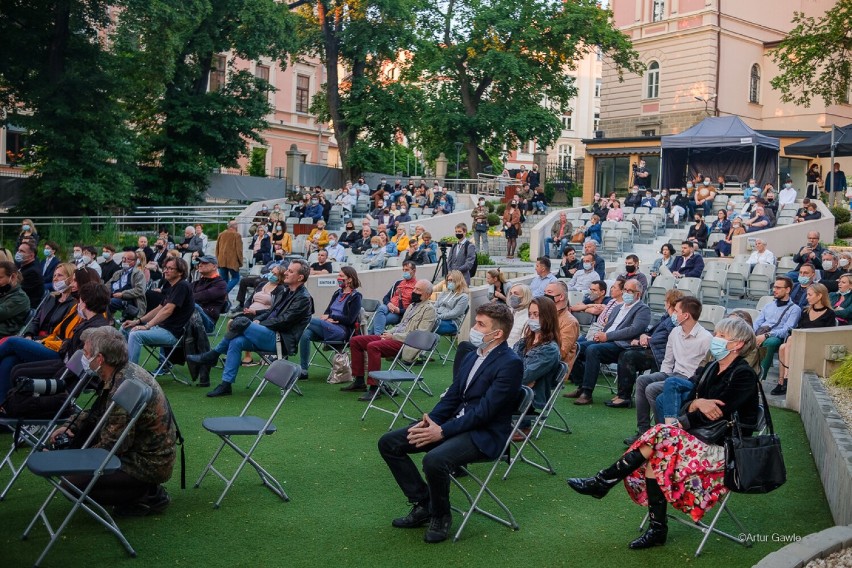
left=784, top=124, right=852, bottom=158
left=660, top=116, right=780, bottom=188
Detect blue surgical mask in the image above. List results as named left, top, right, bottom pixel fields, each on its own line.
left=447, top=281, right=456, bottom=291
left=622, top=292, right=635, bottom=304
left=22, top=224, right=30, bottom=232
left=468, top=328, right=495, bottom=348
left=709, top=337, right=730, bottom=361
left=527, top=319, right=541, bottom=333
left=43, top=248, right=52, bottom=257
left=14, top=252, right=24, bottom=263
left=267, top=273, right=279, bottom=284
left=670, top=313, right=680, bottom=327
left=402, top=271, right=412, bottom=280
left=798, top=275, right=811, bottom=285
left=328, top=240, right=336, bottom=247
left=583, top=262, right=592, bottom=271
left=371, top=243, right=379, bottom=250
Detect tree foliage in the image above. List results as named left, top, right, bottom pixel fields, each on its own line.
left=294, top=0, right=424, bottom=180
left=410, top=0, right=642, bottom=175
left=770, top=0, right=852, bottom=108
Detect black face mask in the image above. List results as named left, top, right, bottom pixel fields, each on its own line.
left=625, top=265, right=636, bottom=273
left=410, top=292, right=422, bottom=304
left=543, top=294, right=556, bottom=302
left=455, top=233, right=464, bottom=239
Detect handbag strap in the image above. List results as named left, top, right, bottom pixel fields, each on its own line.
left=732, top=377, right=775, bottom=439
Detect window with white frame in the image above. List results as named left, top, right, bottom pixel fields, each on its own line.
left=255, top=64, right=270, bottom=83
left=562, top=111, right=573, bottom=131
left=558, top=144, right=574, bottom=169
left=749, top=64, right=761, bottom=104
left=646, top=61, right=660, bottom=99
left=652, top=0, right=665, bottom=22
left=296, top=74, right=310, bottom=113
left=595, top=79, right=602, bottom=98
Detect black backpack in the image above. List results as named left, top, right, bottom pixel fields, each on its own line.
left=464, top=241, right=478, bottom=277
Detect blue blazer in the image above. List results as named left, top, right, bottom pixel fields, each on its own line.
left=429, top=341, right=523, bottom=459
left=42, top=257, right=59, bottom=292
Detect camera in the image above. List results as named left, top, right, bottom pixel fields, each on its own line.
left=50, top=432, right=72, bottom=451
left=438, top=242, right=450, bottom=251
left=16, top=377, right=66, bottom=396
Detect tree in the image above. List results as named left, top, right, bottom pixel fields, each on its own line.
left=294, top=0, right=424, bottom=180
left=116, top=0, right=299, bottom=205
left=0, top=0, right=136, bottom=214
left=770, top=0, right=852, bottom=107
left=410, top=0, right=642, bottom=175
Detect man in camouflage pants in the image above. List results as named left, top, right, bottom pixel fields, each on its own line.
left=51, top=326, right=177, bottom=516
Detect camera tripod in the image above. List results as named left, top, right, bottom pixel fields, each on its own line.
left=432, top=245, right=450, bottom=283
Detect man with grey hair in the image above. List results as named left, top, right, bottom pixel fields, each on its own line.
left=746, top=238, right=775, bottom=266
left=189, top=258, right=314, bottom=397
left=583, top=240, right=606, bottom=278
left=49, top=326, right=177, bottom=516
left=818, top=250, right=842, bottom=292
left=177, top=225, right=204, bottom=254
left=344, top=279, right=437, bottom=400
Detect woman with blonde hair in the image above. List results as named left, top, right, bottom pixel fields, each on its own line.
left=391, top=225, right=410, bottom=255
left=773, top=282, right=835, bottom=395
left=506, top=283, right=533, bottom=346
left=486, top=268, right=509, bottom=303
left=434, top=270, right=470, bottom=335
left=363, top=236, right=387, bottom=270
left=23, top=262, right=77, bottom=338
left=17, top=218, right=39, bottom=248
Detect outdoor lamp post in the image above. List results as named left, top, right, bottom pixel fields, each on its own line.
left=694, top=94, right=717, bottom=116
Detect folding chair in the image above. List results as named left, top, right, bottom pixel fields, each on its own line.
left=533, top=360, right=573, bottom=439
left=308, top=312, right=362, bottom=380
left=213, top=300, right=231, bottom=338
left=502, top=362, right=570, bottom=479
left=18, top=291, right=49, bottom=336
left=675, top=277, right=702, bottom=298
left=21, top=378, right=153, bottom=567
left=450, top=385, right=535, bottom=542
left=747, top=263, right=775, bottom=300
left=0, top=350, right=88, bottom=500
left=698, top=305, right=727, bottom=333
left=140, top=331, right=188, bottom=385
left=194, top=359, right=300, bottom=508
left=361, top=330, right=440, bottom=431
left=437, top=306, right=469, bottom=366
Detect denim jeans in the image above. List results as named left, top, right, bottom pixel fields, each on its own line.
left=369, top=304, right=401, bottom=334
left=195, top=305, right=215, bottom=334
left=218, top=267, right=241, bottom=293
left=655, top=377, right=696, bottom=420
left=435, top=320, right=458, bottom=335
left=214, top=322, right=277, bottom=384
left=544, top=236, right=569, bottom=258
left=125, top=326, right=178, bottom=364
left=299, top=318, right=337, bottom=371
left=473, top=231, right=489, bottom=255
left=635, top=371, right=687, bottom=433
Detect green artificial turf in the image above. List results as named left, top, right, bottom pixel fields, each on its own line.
left=1, top=342, right=834, bottom=567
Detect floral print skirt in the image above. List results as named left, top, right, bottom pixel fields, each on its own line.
left=624, top=424, right=727, bottom=522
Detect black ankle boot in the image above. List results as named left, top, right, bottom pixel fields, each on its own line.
left=629, top=477, right=668, bottom=550
left=567, top=449, right=646, bottom=499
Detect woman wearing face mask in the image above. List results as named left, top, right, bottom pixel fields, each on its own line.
left=363, top=236, right=388, bottom=270
left=434, top=271, right=470, bottom=336
left=830, top=274, right=852, bottom=325
left=0, top=275, right=109, bottom=406
left=512, top=297, right=562, bottom=437
left=502, top=200, right=522, bottom=258
left=297, top=267, right=362, bottom=379
left=669, top=187, right=690, bottom=224
left=16, top=218, right=39, bottom=249
left=567, top=317, right=760, bottom=550
left=41, top=241, right=61, bottom=292
left=391, top=226, right=410, bottom=255
left=686, top=213, right=709, bottom=249
left=715, top=217, right=745, bottom=257
left=650, top=244, right=676, bottom=280
left=235, top=265, right=284, bottom=366
left=471, top=198, right=490, bottom=254
left=772, top=283, right=835, bottom=395
left=506, top=283, right=533, bottom=347
left=23, top=263, right=77, bottom=339
left=339, top=222, right=360, bottom=248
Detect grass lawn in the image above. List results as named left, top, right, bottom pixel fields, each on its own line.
left=1, top=341, right=834, bottom=567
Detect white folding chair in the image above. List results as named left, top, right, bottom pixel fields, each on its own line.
left=21, top=378, right=153, bottom=567
left=437, top=306, right=469, bottom=366
left=194, top=360, right=300, bottom=508
left=450, top=385, right=535, bottom=542
left=747, top=263, right=775, bottom=300
left=361, top=331, right=440, bottom=431
left=0, top=350, right=88, bottom=500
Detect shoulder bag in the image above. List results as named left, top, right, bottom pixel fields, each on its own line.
left=723, top=380, right=787, bottom=493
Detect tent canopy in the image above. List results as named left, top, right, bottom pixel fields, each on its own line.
left=205, top=173, right=286, bottom=202
left=784, top=124, right=852, bottom=157
left=660, top=116, right=780, bottom=188
left=662, top=116, right=780, bottom=150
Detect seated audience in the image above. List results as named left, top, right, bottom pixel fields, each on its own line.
left=830, top=273, right=852, bottom=325
left=753, top=276, right=802, bottom=381
left=107, top=251, right=148, bottom=321
left=0, top=262, right=33, bottom=339
left=24, top=262, right=77, bottom=338
left=310, top=249, right=334, bottom=275
left=746, top=238, right=776, bottom=266
left=16, top=241, right=45, bottom=308
left=506, top=283, right=533, bottom=347
left=192, top=256, right=228, bottom=333
left=513, top=296, right=562, bottom=426
left=650, top=244, right=676, bottom=279
left=671, top=241, right=704, bottom=279
left=486, top=268, right=509, bottom=304
left=434, top=270, right=470, bottom=335
left=567, top=253, right=600, bottom=292
left=369, top=262, right=418, bottom=334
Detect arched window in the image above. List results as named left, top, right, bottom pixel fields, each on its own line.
left=646, top=61, right=660, bottom=99
left=749, top=64, right=761, bottom=103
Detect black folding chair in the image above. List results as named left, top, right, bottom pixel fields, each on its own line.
left=450, top=385, right=535, bottom=542
left=21, top=378, right=153, bottom=567
left=194, top=359, right=300, bottom=508
left=0, top=350, right=88, bottom=500
left=361, top=330, right=440, bottom=431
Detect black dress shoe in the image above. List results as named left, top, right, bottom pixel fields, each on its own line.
left=340, top=382, right=367, bottom=392
left=206, top=382, right=232, bottom=397
left=605, top=398, right=632, bottom=409
left=770, top=382, right=787, bottom=396
left=187, top=350, right=220, bottom=366
left=566, top=474, right=617, bottom=499
left=392, top=503, right=431, bottom=528
left=424, top=513, right=452, bottom=543
left=358, top=389, right=380, bottom=402
left=628, top=521, right=668, bottom=549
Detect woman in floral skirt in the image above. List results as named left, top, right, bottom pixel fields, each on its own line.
left=566, top=317, right=760, bottom=549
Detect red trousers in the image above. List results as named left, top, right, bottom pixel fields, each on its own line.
left=350, top=335, right=403, bottom=384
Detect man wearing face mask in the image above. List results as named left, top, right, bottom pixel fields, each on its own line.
left=192, top=256, right=228, bottom=334
left=15, top=241, right=44, bottom=308
left=324, top=233, right=348, bottom=263
left=818, top=251, right=842, bottom=292
left=75, top=245, right=102, bottom=278
left=543, top=281, right=580, bottom=369
left=345, top=279, right=436, bottom=399
left=567, top=254, right=600, bottom=292
left=778, top=180, right=798, bottom=211
left=447, top=224, right=477, bottom=285
left=471, top=198, right=490, bottom=254
left=107, top=251, right=148, bottom=321
left=743, top=178, right=759, bottom=200
left=49, top=326, right=176, bottom=516
left=303, top=197, right=324, bottom=223
left=624, top=185, right=643, bottom=211
left=41, top=241, right=61, bottom=292
left=618, top=254, right=647, bottom=291
left=98, top=245, right=121, bottom=282
left=790, top=263, right=816, bottom=309
left=369, top=262, right=418, bottom=334
left=378, top=303, right=522, bottom=543
left=566, top=279, right=651, bottom=405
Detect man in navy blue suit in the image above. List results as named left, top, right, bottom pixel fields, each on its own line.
left=378, top=303, right=523, bottom=544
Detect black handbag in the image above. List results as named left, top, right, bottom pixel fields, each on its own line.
left=688, top=419, right=729, bottom=445
left=723, top=380, right=787, bottom=493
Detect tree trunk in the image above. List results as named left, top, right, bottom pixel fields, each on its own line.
left=47, top=0, right=71, bottom=83
left=465, top=141, right=481, bottom=177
